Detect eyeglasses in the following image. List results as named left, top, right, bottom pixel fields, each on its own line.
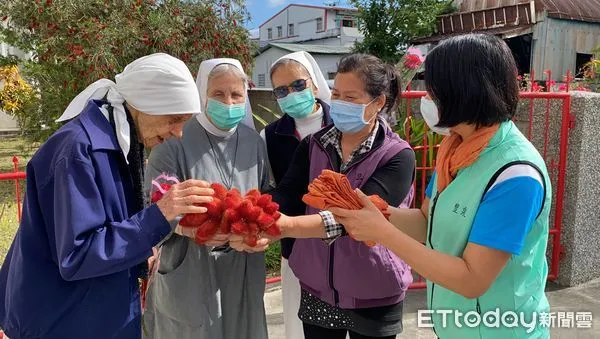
left=272, top=78, right=310, bottom=99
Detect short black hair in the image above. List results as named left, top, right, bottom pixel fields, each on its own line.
left=337, top=53, right=402, bottom=116
left=424, top=34, right=519, bottom=128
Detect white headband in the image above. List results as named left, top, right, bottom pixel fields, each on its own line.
left=57, top=53, right=201, bottom=159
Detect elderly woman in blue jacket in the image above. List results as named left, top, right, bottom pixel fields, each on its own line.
left=0, top=54, right=214, bottom=339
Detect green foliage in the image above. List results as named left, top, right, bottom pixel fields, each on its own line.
left=264, top=240, right=281, bottom=274
left=0, top=0, right=254, bottom=141
left=0, top=66, right=35, bottom=116
left=438, top=1, right=459, bottom=15
left=583, top=45, right=600, bottom=92
left=393, top=104, right=444, bottom=208
left=350, top=0, right=452, bottom=64
left=396, top=115, right=443, bottom=168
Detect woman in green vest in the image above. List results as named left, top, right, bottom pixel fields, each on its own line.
left=330, top=34, right=551, bottom=339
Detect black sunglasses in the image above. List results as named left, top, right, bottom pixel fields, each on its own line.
left=273, top=78, right=310, bottom=99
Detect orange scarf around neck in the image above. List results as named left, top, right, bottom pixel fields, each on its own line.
left=435, top=125, right=500, bottom=192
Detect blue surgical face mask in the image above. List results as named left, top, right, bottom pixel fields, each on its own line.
left=206, top=98, right=246, bottom=130
left=329, top=98, right=377, bottom=133
left=276, top=88, right=315, bottom=119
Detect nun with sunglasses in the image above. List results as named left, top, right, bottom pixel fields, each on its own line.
left=259, top=51, right=332, bottom=339
left=142, top=58, right=270, bottom=339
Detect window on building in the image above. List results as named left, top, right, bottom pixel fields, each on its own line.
left=576, top=53, right=593, bottom=78
left=258, top=74, right=266, bottom=87
left=277, top=26, right=282, bottom=38
left=288, top=23, right=294, bottom=36
left=267, top=28, right=272, bottom=40
left=316, top=17, right=323, bottom=32
left=327, top=72, right=336, bottom=80
left=342, top=19, right=355, bottom=28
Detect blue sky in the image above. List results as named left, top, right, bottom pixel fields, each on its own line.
left=245, top=0, right=354, bottom=34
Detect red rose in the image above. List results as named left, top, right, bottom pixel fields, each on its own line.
left=403, top=53, right=422, bottom=70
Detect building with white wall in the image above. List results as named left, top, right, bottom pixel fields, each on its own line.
left=0, top=20, right=29, bottom=133
left=0, top=43, right=27, bottom=59
left=1, top=18, right=30, bottom=60
left=0, top=43, right=21, bottom=133
left=252, top=42, right=351, bottom=89
left=258, top=4, right=363, bottom=47
left=252, top=4, right=363, bottom=89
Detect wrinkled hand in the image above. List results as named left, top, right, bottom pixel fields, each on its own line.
left=329, top=189, right=393, bottom=243
left=229, top=212, right=288, bottom=252
left=205, top=233, right=230, bottom=247
left=174, top=225, right=229, bottom=246
left=147, top=247, right=159, bottom=272
left=229, top=234, right=271, bottom=253
left=156, top=179, right=214, bottom=221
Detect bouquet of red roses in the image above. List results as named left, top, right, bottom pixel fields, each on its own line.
left=397, top=46, right=426, bottom=90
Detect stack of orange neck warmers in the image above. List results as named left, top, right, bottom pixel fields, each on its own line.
left=303, top=170, right=391, bottom=247
left=435, top=125, right=500, bottom=192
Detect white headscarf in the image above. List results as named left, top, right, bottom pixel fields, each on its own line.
left=57, top=53, right=201, bottom=160
left=195, top=58, right=255, bottom=135
left=271, top=51, right=331, bottom=103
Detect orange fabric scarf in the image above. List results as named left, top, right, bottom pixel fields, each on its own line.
left=435, top=125, right=500, bottom=192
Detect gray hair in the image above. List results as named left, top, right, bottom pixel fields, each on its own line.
left=208, top=63, right=248, bottom=83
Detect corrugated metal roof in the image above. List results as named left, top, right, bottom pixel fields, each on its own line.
left=456, top=0, right=600, bottom=23
left=413, top=0, right=600, bottom=44
left=457, top=0, right=531, bottom=12
left=263, top=42, right=353, bottom=55
left=537, top=0, right=600, bottom=23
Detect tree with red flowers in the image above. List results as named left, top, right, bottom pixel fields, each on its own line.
left=0, top=0, right=254, bottom=141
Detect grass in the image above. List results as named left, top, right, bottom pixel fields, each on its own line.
left=0, top=137, right=37, bottom=263
left=0, top=137, right=38, bottom=172
left=0, top=203, right=18, bottom=262
left=265, top=240, right=281, bottom=276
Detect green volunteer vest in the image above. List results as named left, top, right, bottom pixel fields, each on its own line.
left=426, top=121, right=551, bottom=339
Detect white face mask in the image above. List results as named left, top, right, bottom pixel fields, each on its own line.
left=420, top=97, right=451, bottom=136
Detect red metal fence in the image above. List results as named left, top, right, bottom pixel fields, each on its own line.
left=0, top=90, right=573, bottom=288
left=0, top=157, right=26, bottom=222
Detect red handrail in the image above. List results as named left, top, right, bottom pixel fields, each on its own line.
left=0, top=172, right=26, bottom=180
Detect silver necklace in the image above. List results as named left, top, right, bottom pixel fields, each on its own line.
left=203, top=128, right=239, bottom=190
